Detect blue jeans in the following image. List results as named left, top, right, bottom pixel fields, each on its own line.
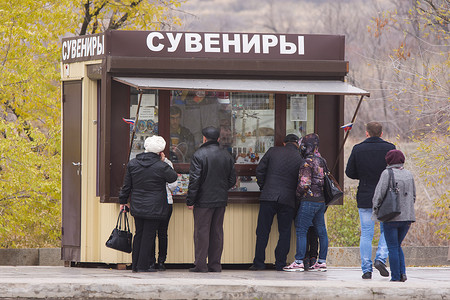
left=294, top=201, right=328, bottom=263
left=358, top=208, right=388, bottom=274
left=382, top=221, right=411, bottom=281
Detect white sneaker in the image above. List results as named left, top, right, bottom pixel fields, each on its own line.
left=283, top=261, right=305, bottom=272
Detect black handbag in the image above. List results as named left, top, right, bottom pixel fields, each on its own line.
left=105, top=209, right=133, bottom=253
left=321, top=158, right=344, bottom=205
left=376, top=168, right=401, bottom=222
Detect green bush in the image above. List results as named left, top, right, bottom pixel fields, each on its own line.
left=327, top=188, right=373, bottom=247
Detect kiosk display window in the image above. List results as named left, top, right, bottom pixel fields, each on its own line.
left=169, top=91, right=275, bottom=164
left=169, top=90, right=277, bottom=193
left=125, top=89, right=316, bottom=195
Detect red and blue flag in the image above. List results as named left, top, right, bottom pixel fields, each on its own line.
left=122, top=118, right=135, bottom=125
left=340, top=123, right=353, bottom=132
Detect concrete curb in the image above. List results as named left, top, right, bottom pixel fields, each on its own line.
left=0, top=247, right=448, bottom=267
left=0, top=248, right=63, bottom=266
left=0, top=266, right=448, bottom=300
left=327, top=246, right=450, bottom=266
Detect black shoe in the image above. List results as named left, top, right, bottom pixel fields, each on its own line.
left=189, top=267, right=208, bottom=273
left=400, top=274, right=407, bottom=282
left=157, top=263, right=166, bottom=271
left=362, top=272, right=372, bottom=279
left=248, top=265, right=265, bottom=271
left=303, top=259, right=310, bottom=272
left=374, top=260, right=389, bottom=277
left=208, top=268, right=222, bottom=272
left=136, top=268, right=157, bottom=273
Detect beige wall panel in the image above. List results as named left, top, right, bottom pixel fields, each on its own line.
left=165, top=203, right=297, bottom=264
left=166, top=203, right=195, bottom=263
left=76, top=61, right=134, bottom=264
left=97, top=204, right=133, bottom=263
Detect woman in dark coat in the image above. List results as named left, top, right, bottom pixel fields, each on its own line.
left=372, top=149, right=416, bottom=282
left=119, top=135, right=178, bottom=272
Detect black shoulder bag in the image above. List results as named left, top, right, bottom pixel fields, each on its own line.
left=105, top=209, right=133, bottom=253
left=321, top=157, right=344, bottom=206
left=376, top=168, right=401, bottom=222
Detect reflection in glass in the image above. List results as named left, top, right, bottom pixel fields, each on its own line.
left=286, top=94, right=315, bottom=138
left=128, top=89, right=159, bottom=160
left=170, top=91, right=275, bottom=167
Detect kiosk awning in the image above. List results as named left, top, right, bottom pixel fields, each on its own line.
left=113, top=77, right=370, bottom=96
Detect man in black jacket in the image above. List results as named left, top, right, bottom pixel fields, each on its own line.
left=186, top=126, right=236, bottom=273
left=249, top=134, right=302, bottom=271
left=345, top=122, right=395, bottom=279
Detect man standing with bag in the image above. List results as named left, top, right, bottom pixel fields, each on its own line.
left=186, top=126, right=236, bottom=273
left=345, top=122, right=395, bottom=279
left=249, top=134, right=302, bottom=271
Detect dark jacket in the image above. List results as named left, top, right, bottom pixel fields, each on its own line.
left=256, top=143, right=303, bottom=208
left=186, top=141, right=236, bottom=207
left=296, top=154, right=326, bottom=203
left=119, top=152, right=178, bottom=219
left=345, top=137, right=395, bottom=208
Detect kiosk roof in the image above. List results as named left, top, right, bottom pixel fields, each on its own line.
left=113, top=77, right=370, bottom=96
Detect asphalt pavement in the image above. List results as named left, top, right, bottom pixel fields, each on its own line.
left=0, top=266, right=448, bottom=299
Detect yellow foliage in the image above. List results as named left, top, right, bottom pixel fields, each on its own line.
left=0, top=0, right=182, bottom=248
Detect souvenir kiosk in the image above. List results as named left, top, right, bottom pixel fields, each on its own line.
left=61, top=30, right=369, bottom=265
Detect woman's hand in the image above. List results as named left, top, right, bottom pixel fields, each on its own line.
left=160, top=151, right=166, bottom=161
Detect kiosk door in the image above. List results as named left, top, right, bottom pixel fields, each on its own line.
left=62, top=80, right=82, bottom=262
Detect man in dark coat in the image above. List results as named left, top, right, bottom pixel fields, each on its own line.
left=345, top=121, right=395, bottom=279
left=119, top=135, right=178, bottom=273
left=186, top=126, right=236, bottom=273
left=249, top=134, right=302, bottom=271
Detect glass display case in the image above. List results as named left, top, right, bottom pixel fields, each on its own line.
left=127, top=89, right=315, bottom=195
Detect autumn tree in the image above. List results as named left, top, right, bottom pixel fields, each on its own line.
left=368, top=0, right=449, bottom=240
left=0, top=0, right=181, bottom=248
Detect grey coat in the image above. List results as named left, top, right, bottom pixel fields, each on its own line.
left=372, top=164, right=416, bottom=222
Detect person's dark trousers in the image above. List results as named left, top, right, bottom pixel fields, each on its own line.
left=193, top=206, right=226, bottom=272
left=253, top=201, right=295, bottom=270
left=305, top=226, right=319, bottom=260
left=149, top=205, right=173, bottom=265
left=132, top=217, right=160, bottom=271
left=382, top=221, right=411, bottom=281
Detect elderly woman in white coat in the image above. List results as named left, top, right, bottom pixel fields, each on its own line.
left=372, top=149, right=416, bottom=282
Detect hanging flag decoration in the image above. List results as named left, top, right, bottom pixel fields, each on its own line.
left=340, top=123, right=353, bottom=132
left=122, top=118, right=135, bottom=125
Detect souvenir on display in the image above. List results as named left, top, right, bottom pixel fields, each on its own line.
left=147, top=120, right=155, bottom=133
left=137, top=120, right=146, bottom=133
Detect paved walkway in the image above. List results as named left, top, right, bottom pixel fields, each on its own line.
left=0, top=266, right=448, bottom=299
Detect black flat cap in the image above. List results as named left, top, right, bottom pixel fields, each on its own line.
left=202, top=126, right=220, bottom=140
left=284, top=134, right=300, bottom=143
